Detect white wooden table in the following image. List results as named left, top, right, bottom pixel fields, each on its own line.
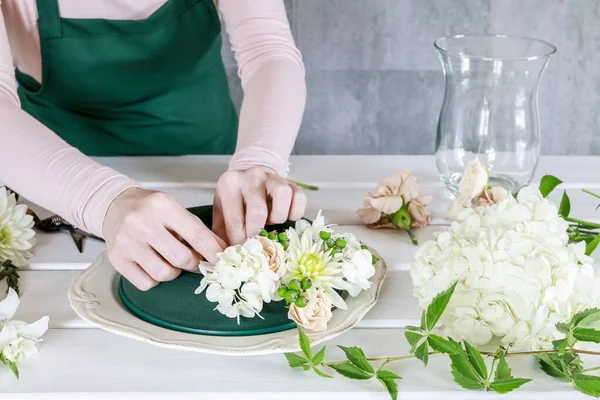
left=3, top=155, right=600, bottom=399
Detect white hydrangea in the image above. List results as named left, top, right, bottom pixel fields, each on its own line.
left=411, top=187, right=600, bottom=351
left=195, top=238, right=280, bottom=322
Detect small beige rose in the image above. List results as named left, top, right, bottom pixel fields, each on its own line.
left=256, top=236, right=285, bottom=276
left=287, top=290, right=333, bottom=332
left=473, top=187, right=510, bottom=207
left=446, top=160, right=490, bottom=220
left=408, top=195, right=433, bottom=229
left=357, top=170, right=421, bottom=225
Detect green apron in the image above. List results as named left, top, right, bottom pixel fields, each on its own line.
left=16, top=0, right=238, bottom=156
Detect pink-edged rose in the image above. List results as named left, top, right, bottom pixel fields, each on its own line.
left=358, top=171, right=421, bottom=225
left=256, top=236, right=286, bottom=276
left=287, top=290, right=333, bottom=332
left=473, top=187, right=510, bottom=207
left=408, top=195, right=433, bottom=228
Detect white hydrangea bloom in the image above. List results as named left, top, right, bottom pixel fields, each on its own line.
left=411, top=187, right=600, bottom=351
left=195, top=238, right=280, bottom=322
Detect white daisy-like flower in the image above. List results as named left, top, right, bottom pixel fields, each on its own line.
left=0, top=188, right=36, bottom=267
left=283, top=227, right=349, bottom=309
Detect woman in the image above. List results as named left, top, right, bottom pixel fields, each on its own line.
left=0, top=0, right=307, bottom=290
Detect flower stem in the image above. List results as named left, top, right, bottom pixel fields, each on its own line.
left=404, top=228, right=419, bottom=246
left=583, top=365, right=600, bottom=373
left=583, top=189, right=600, bottom=200
left=287, top=179, right=319, bottom=191
left=564, top=217, right=600, bottom=229
left=321, top=348, right=600, bottom=368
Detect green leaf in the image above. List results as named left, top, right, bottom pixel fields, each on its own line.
left=586, top=234, right=600, bottom=256
left=312, top=346, right=327, bottom=365
left=552, top=338, right=569, bottom=353
left=405, top=325, right=423, bottom=332
left=425, top=282, right=458, bottom=331
left=414, top=341, right=429, bottom=366
left=330, top=362, right=374, bottom=380
left=463, top=341, right=487, bottom=379
left=404, top=331, right=424, bottom=351
left=420, top=310, right=427, bottom=331
left=297, top=327, right=312, bottom=360
left=489, top=378, right=532, bottom=394
left=0, top=353, right=18, bottom=379
left=494, top=353, right=512, bottom=381
left=312, top=366, right=333, bottom=378
left=450, top=353, right=484, bottom=383
left=558, top=191, right=571, bottom=217
left=284, top=352, right=309, bottom=369
left=537, top=353, right=584, bottom=379
left=539, top=175, right=563, bottom=197
left=573, top=328, right=600, bottom=343
left=376, top=370, right=402, bottom=400
left=573, top=374, right=600, bottom=397
left=427, top=334, right=462, bottom=355
left=573, top=308, right=600, bottom=327
left=556, top=322, right=571, bottom=334
left=451, top=369, right=485, bottom=390
left=338, top=346, right=374, bottom=374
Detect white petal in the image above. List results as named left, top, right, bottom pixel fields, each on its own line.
left=0, top=325, right=17, bottom=349
left=325, top=288, right=347, bottom=310
left=0, top=288, right=20, bottom=321
left=18, top=316, right=49, bottom=339
left=205, top=283, right=223, bottom=303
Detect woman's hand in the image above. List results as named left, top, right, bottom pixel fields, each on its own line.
left=213, top=166, right=307, bottom=245
left=103, top=188, right=226, bottom=291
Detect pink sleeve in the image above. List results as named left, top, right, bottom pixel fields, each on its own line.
left=0, top=9, right=139, bottom=238
left=218, top=0, right=306, bottom=177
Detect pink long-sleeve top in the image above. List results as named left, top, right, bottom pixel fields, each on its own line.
left=0, top=0, right=306, bottom=237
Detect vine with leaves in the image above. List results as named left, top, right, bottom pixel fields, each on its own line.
left=284, top=176, right=600, bottom=399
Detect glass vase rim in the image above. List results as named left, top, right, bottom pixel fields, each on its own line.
left=434, top=34, right=557, bottom=62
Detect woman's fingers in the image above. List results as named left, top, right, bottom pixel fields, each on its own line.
left=167, top=207, right=225, bottom=265
left=212, top=196, right=227, bottom=244
left=136, top=247, right=182, bottom=282
left=288, top=183, right=307, bottom=221
left=112, top=258, right=159, bottom=292
left=149, top=229, right=200, bottom=272
left=243, top=186, right=269, bottom=238
left=266, top=178, right=293, bottom=224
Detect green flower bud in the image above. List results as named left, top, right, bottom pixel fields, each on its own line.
left=278, top=232, right=288, bottom=242
left=277, top=287, right=288, bottom=298
left=285, top=291, right=299, bottom=304
left=327, top=241, right=334, bottom=249
left=300, top=277, right=312, bottom=290
left=295, top=296, right=308, bottom=308
left=268, top=231, right=277, bottom=241
left=259, top=230, right=268, bottom=237
left=288, top=279, right=301, bottom=292
left=335, top=239, right=346, bottom=248
left=283, top=242, right=289, bottom=251
left=331, top=248, right=338, bottom=256
left=319, top=231, right=331, bottom=240
left=372, top=254, right=377, bottom=265
left=360, top=244, right=368, bottom=250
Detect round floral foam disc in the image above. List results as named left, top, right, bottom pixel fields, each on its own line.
left=118, top=206, right=298, bottom=336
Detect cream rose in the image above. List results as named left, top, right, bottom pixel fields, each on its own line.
left=408, top=195, right=433, bottom=229
left=358, top=170, right=422, bottom=226
left=256, top=236, right=286, bottom=276
left=287, top=290, right=333, bottom=332
left=473, top=186, right=510, bottom=207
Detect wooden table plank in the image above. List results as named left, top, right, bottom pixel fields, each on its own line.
left=1, top=328, right=593, bottom=399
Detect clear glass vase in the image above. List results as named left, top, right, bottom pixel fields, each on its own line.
left=434, top=34, right=556, bottom=195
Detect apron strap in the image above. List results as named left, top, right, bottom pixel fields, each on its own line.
left=36, top=0, right=63, bottom=39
